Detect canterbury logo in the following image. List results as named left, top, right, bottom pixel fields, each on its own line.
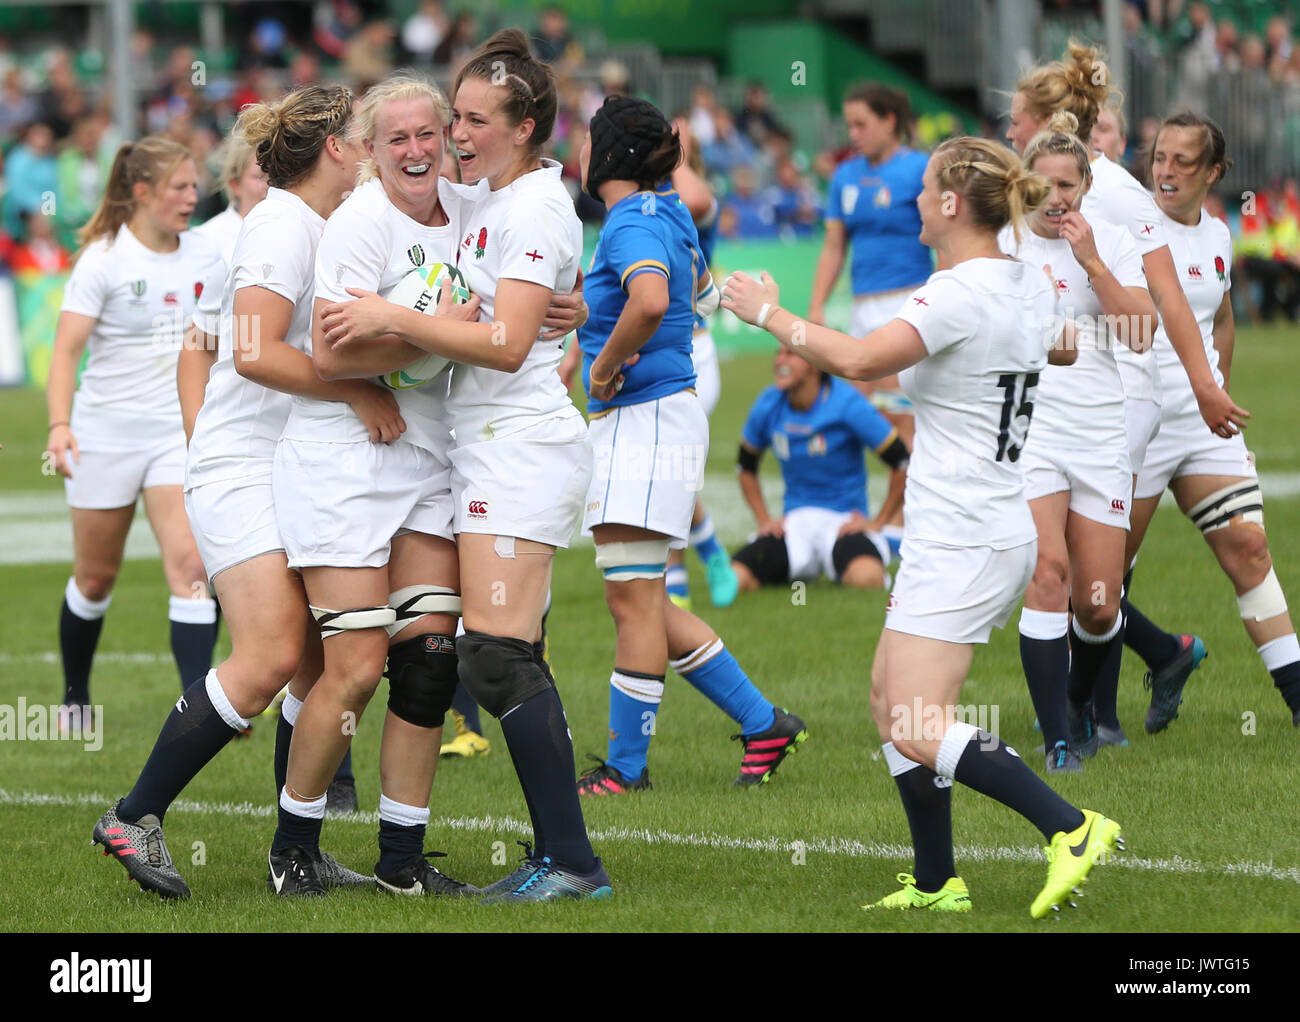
left=1188, top=265, right=1203, bottom=279
left=467, top=500, right=488, bottom=516
left=1110, top=498, right=1126, bottom=513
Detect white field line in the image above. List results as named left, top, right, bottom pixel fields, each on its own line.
left=0, top=652, right=172, bottom=665
left=3, top=787, right=1296, bottom=887
left=6, top=471, right=1300, bottom=566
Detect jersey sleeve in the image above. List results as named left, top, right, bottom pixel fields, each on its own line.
left=313, top=200, right=388, bottom=303
left=496, top=194, right=579, bottom=290
left=845, top=387, right=898, bottom=452
left=894, top=276, right=974, bottom=355
left=1214, top=220, right=1233, bottom=289
left=231, top=215, right=314, bottom=304
left=1104, top=225, right=1147, bottom=290
left=825, top=164, right=846, bottom=223
left=602, top=215, right=671, bottom=292
left=741, top=386, right=779, bottom=452
left=1095, top=179, right=1166, bottom=255
left=59, top=243, right=112, bottom=317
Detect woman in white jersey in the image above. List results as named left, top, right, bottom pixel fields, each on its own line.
left=725, top=137, right=1122, bottom=919
left=93, top=86, right=381, bottom=900
left=1127, top=113, right=1300, bottom=728
left=45, top=137, right=223, bottom=731
left=1007, top=43, right=1249, bottom=731
left=321, top=29, right=610, bottom=902
left=266, top=73, right=494, bottom=899
left=178, top=131, right=270, bottom=439
left=1002, top=113, right=1154, bottom=769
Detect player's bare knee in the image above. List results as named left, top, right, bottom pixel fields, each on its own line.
left=839, top=557, right=886, bottom=590
left=76, top=571, right=117, bottom=602
left=1075, top=600, right=1118, bottom=636
left=732, top=560, right=760, bottom=592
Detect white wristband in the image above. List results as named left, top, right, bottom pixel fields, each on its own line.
left=756, top=303, right=773, bottom=329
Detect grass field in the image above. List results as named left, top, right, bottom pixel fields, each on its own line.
left=1, top=327, right=1298, bottom=934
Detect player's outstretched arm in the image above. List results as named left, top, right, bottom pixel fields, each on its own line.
left=723, top=270, right=927, bottom=381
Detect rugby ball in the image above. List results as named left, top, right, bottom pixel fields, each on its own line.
left=379, top=262, right=472, bottom=390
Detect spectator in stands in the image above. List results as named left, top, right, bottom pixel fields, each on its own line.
left=599, top=58, right=630, bottom=97
left=432, top=11, right=479, bottom=68
left=344, top=19, right=396, bottom=89
left=1266, top=15, right=1293, bottom=72
left=401, top=0, right=448, bottom=67
left=238, top=19, right=292, bottom=71
left=314, top=0, right=362, bottom=61
left=689, top=84, right=719, bottom=148
left=735, top=81, right=785, bottom=147
left=702, top=108, right=755, bottom=177
left=3, top=209, right=71, bottom=276
left=718, top=165, right=776, bottom=240
left=55, top=115, right=113, bottom=249
left=289, top=50, right=321, bottom=86
left=765, top=158, right=820, bottom=240
left=37, top=49, right=87, bottom=141
left=2, top=122, right=58, bottom=239
left=0, top=69, right=38, bottom=144
left=533, top=5, right=580, bottom=67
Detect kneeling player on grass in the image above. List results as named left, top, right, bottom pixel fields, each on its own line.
left=576, top=96, right=807, bottom=798
left=733, top=346, right=906, bottom=593
left=725, top=136, right=1122, bottom=917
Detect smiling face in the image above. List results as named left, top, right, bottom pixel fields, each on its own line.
left=1006, top=91, right=1044, bottom=155
left=1027, top=151, right=1088, bottom=237
left=368, top=96, right=445, bottom=216
left=773, top=346, right=816, bottom=392
left=844, top=100, right=895, bottom=162
left=450, top=76, right=533, bottom=188
left=138, top=157, right=199, bottom=235
left=1152, top=124, right=1218, bottom=222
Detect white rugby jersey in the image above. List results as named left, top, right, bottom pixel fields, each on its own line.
left=281, top=177, right=459, bottom=454
left=894, top=257, right=1055, bottom=549
left=440, top=159, right=584, bottom=443
left=61, top=223, right=221, bottom=443
left=1082, top=154, right=1163, bottom=402
left=1152, top=208, right=1232, bottom=419
left=190, top=205, right=246, bottom=339
left=186, top=188, right=324, bottom=489
left=998, top=216, right=1143, bottom=442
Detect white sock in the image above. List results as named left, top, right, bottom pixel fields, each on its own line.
left=882, top=740, right=921, bottom=776
left=205, top=668, right=250, bottom=730
left=378, top=794, right=430, bottom=828
left=689, top=514, right=715, bottom=548
left=168, top=594, right=217, bottom=625
left=1258, top=633, right=1300, bottom=671
left=1019, top=608, right=1069, bottom=640
left=1071, top=614, right=1123, bottom=644
left=64, top=576, right=111, bottom=620
left=279, top=786, right=327, bottom=819
left=281, top=691, right=304, bottom=727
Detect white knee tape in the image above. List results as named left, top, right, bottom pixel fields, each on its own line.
left=310, top=604, right=397, bottom=639
left=1188, top=482, right=1264, bottom=534
left=387, top=585, right=462, bottom=637
left=594, top=540, right=671, bottom=582
left=1237, top=568, right=1288, bottom=622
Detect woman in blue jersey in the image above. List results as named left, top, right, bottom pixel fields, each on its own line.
left=575, top=95, right=807, bottom=796
left=724, top=137, right=1121, bottom=919
left=733, top=346, right=907, bottom=592
left=809, top=84, right=929, bottom=430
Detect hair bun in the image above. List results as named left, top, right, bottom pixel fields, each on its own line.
left=1046, top=110, right=1079, bottom=135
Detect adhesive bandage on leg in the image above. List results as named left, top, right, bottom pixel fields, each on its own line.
left=1188, top=481, right=1264, bottom=534
left=386, top=585, right=462, bottom=638
left=309, top=604, right=397, bottom=639
left=1237, top=568, right=1289, bottom=621
left=594, top=540, right=671, bottom=582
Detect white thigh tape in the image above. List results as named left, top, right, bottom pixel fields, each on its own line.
left=595, top=540, right=670, bottom=582
left=1188, top=482, right=1264, bottom=534
left=387, top=585, right=462, bottom=637
left=310, top=604, right=397, bottom=638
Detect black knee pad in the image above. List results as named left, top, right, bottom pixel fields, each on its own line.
left=456, top=630, right=552, bottom=719
left=385, top=633, right=458, bottom=728
left=731, top=534, right=790, bottom=585
left=831, top=531, right=883, bottom=579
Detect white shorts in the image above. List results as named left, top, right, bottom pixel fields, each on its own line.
left=1135, top=405, right=1257, bottom=500
left=1022, top=430, right=1132, bottom=528
left=1125, top=397, right=1162, bottom=479
left=886, top=539, right=1036, bottom=645
left=450, top=414, right=591, bottom=548
left=64, top=440, right=185, bottom=509
left=850, top=287, right=914, bottom=337
left=691, top=327, right=720, bottom=417
left=583, top=390, right=708, bottom=548
left=273, top=438, right=454, bottom=569
left=784, top=506, right=890, bottom=581
left=185, top=475, right=283, bottom=581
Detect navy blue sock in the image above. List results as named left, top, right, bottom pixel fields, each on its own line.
left=499, top=687, right=595, bottom=874
left=890, top=755, right=955, bottom=892
left=1019, top=629, right=1070, bottom=749
left=169, top=615, right=217, bottom=692
left=1071, top=617, right=1126, bottom=729
left=1270, top=661, right=1300, bottom=714
left=272, top=800, right=323, bottom=856
left=60, top=600, right=104, bottom=706
left=1121, top=571, right=1180, bottom=668
left=274, top=713, right=292, bottom=797
left=377, top=819, right=426, bottom=874
left=946, top=728, right=1084, bottom=841
left=119, top=673, right=241, bottom=824
left=451, top=682, right=483, bottom=735
left=335, top=746, right=354, bottom=782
